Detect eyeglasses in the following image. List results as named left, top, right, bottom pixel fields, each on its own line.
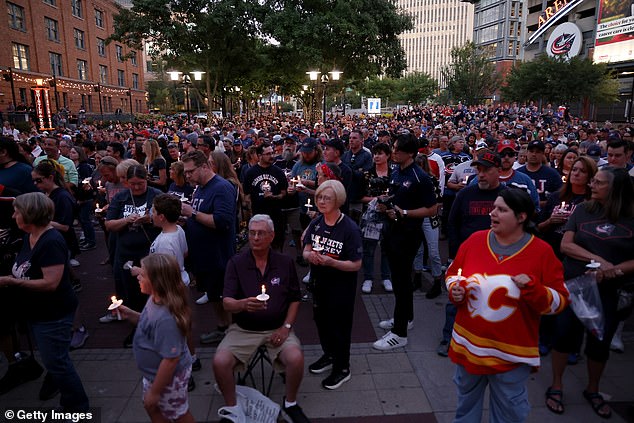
left=32, top=177, right=44, bottom=184
left=183, top=168, right=197, bottom=175
left=316, top=194, right=334, bottom=203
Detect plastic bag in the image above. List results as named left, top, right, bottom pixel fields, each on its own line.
left=216, top=384, right=280, bottom=423
left=565, top=273, right=605, bottom=341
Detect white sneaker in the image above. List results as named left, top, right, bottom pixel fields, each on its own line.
left=610, top=321, right=625, bottom=353
left=382, top=279, right=393, bottom=292
left=99, top=313, right=117, bottom=323
left=195, top=293, right=209, bottom=305
left=218, top=404, right=245, bottom=423
left=378, top=318, right=413, bottom=330
left=373, top=331, right=408, bottom=351
left=361, top=280, right=373, bottom=293
left=302, top=271, right=311, bottom=284
left=69, top=258, right=80, bottom=267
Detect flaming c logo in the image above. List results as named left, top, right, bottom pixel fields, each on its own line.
left=551, top=33, right=575, bottom=56
left=465, top=274, right=520, bottom=322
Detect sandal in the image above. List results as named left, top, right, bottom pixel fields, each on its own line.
left=583, top=390, right=612, bottom=419
left=545, top=387, right=564, bottom=414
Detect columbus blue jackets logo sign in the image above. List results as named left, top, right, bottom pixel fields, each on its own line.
left=547, top=23, right=583, bottom=59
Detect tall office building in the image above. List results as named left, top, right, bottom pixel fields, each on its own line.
left=396, top=0, right=474, bottom=87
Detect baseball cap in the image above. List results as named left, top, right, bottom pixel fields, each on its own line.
left=496, top=139, right=517, bottom=153
left=475, top=141, right=488, bottom=151
left=471, top=152, right=501, bottom=168
left=567, top=133, right=578, bottom=141
left=434, top=124, right=442, bottom=130
left=203, top=127, right=211, bottom=133
left=272, top=134, right=282, bottom=143
left=586, top=144, right=602, bottom=161
left=527, top=140, right=545, bottom=151
left=233, top=139, right=242, bottom=145
left=299, top=137, right=318, bottom=153
left=299, top=129, right=311, bottom=137
left=419, top=138, right=430, bottom=148
left=325, top=138, right=345, bottom=155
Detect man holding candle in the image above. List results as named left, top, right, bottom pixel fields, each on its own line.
left=213, top=215, right=308, bottom=423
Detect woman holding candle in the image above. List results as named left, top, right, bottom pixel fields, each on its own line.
left=446, top=188, right=568, bottom=422
left=167, top=161, right=194, bottom=201
left=545, top=167, right=634, bottom=418
left=302, top=180, right=362, bottom=390
left=0, top=192, right=89, bottom=412
left=143, top=139, right=167, bottom=191
left=117, top=253, right=194, bottom=423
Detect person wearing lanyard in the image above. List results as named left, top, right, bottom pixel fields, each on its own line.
left=373, top=133, right=438, bottom=350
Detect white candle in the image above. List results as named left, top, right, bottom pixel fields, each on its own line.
left=305, top=198, right=312, bottom=209
left=95, top=203, right=102, bottom=213
left=256, top=284, right=270, bottom=302
left=457, top=268, right=462, bottom=277
left=98, top=180, right=103, bottom=188
left=108, top=295, right=123, bottom=320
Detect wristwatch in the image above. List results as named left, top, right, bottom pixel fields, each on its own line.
left=283, top=323, right=292, bottom=330
left=402, top=209, right=408, bottom=217
left=191, top=210, right=198, bottom=219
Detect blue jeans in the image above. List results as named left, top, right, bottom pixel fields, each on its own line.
left=30, top=312, right=89, bottom=412
left=414, top=218, right=443, bottom=278
left=453, top=364, right=530, bottom=423
left=362, top=238, right=391, bottom=281
left=442, top=303, right=457, bottom=343
left=78, top=200, right=95, bottom=244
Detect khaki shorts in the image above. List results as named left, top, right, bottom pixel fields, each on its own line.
left=217, top=323, right=301, bottom=372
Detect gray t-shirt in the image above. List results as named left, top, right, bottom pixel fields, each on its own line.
left=133, top=298, right=192, bottom=381
left=149, top=226, right=190, bottom=285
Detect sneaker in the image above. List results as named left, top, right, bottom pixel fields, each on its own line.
left=218, top=405, right=245, bottom=423
left=382, top=279, right=393, bottom=292
left=372, top=331, right=408, bottom=351
left=39, top=373, right=59, bottom=401
left=69, top=258, right=80, bottom=267
left=321, top=369, right=351, bottom=390
left=302, top=271, right=311, bottom=284
left=308, top=355, right=333, bottom=374
left=436, top=340, right=450, bottom=357
left=195, top=292, right=209, bottom=305
left=191, top=357, right=202, bottom=372
left=361, top=280, right=373, bottom=294
left=378, top=318, right=413, bottom=330
left=99, top=312, right=118, bottom=323
left=187, top=375, right=195, bottom=392
left=79, top=242, right=96, bottom=251
left=70, top=326, right=89, bottom=350
left=281, top=398, right=310, bottom=423
left=200, top=330, right=225, bottom=345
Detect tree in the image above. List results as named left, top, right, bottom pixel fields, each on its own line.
left=502, top=55, right=619, bottom=106
left=360, top=73, right=438, bottom=106
left=440, top=42, right=500, bottom=105
left=109, top=0, right=413, bottom=116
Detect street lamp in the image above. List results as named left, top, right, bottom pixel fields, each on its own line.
left=306, top=69, right=341, bottom=123
left=169, top=71, right=204, bottom=122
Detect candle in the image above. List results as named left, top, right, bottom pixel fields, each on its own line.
left=95, top=203, right=102, bottom=213
left=305, top=198, right=312, bottom=209
left=562, top=175, right=567, bottom=183
left=457, top=268, right=462, bottom=277
left=312, top=241, right=324, bottom=253
left=463, top=176, right=469, bottom=184
left=560, top=201, right=566, bottom=211
left=108, top=295, right=123, bottom=320
left=98, top=180, right=103, bottom=188
left=82, top=177, right=91, bottom=185
left=261, top=181, right=271, bottom=192
left=586, top=260, right=601, bottom=270
left=256, top=284, right=270, bottom=302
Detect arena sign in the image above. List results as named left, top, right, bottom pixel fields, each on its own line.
left=546, top=22, right=583, bottom=59
left=526, top=0, right=584, bottom=46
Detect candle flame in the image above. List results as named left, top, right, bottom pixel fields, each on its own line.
left=111, top=295, right=117, bottom=303
left=261, top=284, right=266, bottom=295
left=457, top=268, right=462, bottom=277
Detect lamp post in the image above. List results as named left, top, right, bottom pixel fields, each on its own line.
left=168, top=71, right=204, bottom=122
left=306, top=69, right=341, bottom=123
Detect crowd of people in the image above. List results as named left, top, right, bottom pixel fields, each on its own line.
left=0, top=102, right=633, bottom=422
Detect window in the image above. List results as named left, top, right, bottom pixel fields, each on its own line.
left=97, top=38, right=106, bottom=56
left=12, top=43, right=29, bottom=70
left=43, top=0, right=56, bottom=5
left=77, top=60, right=87, bottom=80
left=45, top=17, right=59, bottom=41
left=99, top=65, right=108, bottom=84
left=71, top=0, right=82, bottom=18
left=49, top=52, right=63, bottom=76
left=116, top=45, right=123, bottom=62
left=74, top=28, right=85, bottom=49
left=94, top=9, right=103, bottom=27
left=132, top=73, right=139, bottom=89
left=8, top=2, right=26, bottom=31
left=130, top=51, right=137, bottom=66
left=117, top=70, right=125, bottom=86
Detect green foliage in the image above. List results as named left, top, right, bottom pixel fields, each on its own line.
left=501, top=55, right=619, bottom=105
left=440, top=42, right=500, bottom=106
left=109, top=0, right=412, bottom=114
left=360, top=72, right=437, bottom=105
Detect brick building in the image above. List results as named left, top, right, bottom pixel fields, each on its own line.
left=1, top=0, right=145, bottom=118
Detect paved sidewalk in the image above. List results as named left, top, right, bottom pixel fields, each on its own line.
left=1, top=291, right=632, bottom=422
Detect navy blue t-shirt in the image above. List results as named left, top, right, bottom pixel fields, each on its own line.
left=517, top=164, right=562, bottom=202
left=12, top=229, right=77, bottom=321
left=244, top=164, right=289, bottom=219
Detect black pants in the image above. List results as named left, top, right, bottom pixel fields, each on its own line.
left=384, top=224, right=423, bottom=338
left=313, top=274, right=356, bottom=372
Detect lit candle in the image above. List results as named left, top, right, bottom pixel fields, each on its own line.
left=312, top=241, right=324, bottom=253
left=98, top=180, right=103, bottom=188
left=95, top=203, right=102, bottom=213
left=457, top=268, right=462, bottom=277
left=463, top=176, right=469, bottom=184
left=261, top=181, right=271, bottom=192
left=586, top=260, right=601, bottom=270
left=562, top=175, right=567, bottom=183
left=82, top=177, right=91, bottom=185
left=560, top=201, right=566, bottom=211
left=108, top=295, right=123, bottom=320
left=256, top=284, right=270, bottom=302
left=305, top=198, right=312, bottom=210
